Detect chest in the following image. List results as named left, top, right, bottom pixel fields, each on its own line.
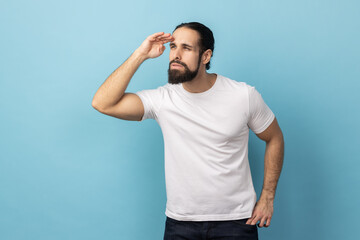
left=159, top=92, right=249, bottom=144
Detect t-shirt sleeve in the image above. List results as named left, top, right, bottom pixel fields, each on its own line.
left=247, top=85, right=275, bottom=134
left=134, top=86, right=165, bottom=121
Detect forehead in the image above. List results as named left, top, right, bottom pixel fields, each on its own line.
left=172, top=27, right=200, bottom=48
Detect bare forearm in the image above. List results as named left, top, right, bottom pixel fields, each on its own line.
left=260, top=134, right=284, bottom=201
left=92, top=49, right=146, bottom=110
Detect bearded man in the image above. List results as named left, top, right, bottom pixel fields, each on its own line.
left=92, top=22, right=285, bottom=240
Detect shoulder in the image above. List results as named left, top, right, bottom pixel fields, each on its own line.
left=142, top=83, right=172, bottom=94
left=218, top=74, right=255, bottom=92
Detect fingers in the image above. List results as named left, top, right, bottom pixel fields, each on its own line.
left=156, top=34, right=174, bottom=44
left=149, top=32, right=165, bottom=40
left=160, top=37, right=174, bottom=44
left=246, top=215, right=261, bottom=226
left=245, top=216, right=252, bottom=225
left=149, top=32, right=174, bottom=43
left=264, top=217, right=271, bottom=227
left=259, top=217, right=266, bottom=228
left=246, top=216, right=254, bottom=225
left=247, top=215, right=271, bottom=228
left=258, top=216, right=271, bottom=228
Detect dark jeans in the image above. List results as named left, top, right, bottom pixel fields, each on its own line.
left=164, top=216, right=258, bottom=240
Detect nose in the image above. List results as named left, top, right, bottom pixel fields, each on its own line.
left=172, top=48, right=181, bottom=61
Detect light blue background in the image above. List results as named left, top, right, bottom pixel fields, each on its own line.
left=1, top=0, right=359, bottom=239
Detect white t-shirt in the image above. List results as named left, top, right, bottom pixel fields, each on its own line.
left=135, top=74, right=275, bottom=221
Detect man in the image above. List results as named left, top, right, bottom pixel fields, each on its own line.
left=92, top=22, right=284, bottom=240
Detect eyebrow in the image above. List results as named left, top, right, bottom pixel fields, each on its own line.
left=169, top=42, right=194, bottom=49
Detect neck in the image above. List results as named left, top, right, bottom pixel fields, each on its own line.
left=182, top=70, right=217, bottom=93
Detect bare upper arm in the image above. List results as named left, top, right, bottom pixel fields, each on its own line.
left=92, top=92, right=144, bottom=121
left=255, top=117, right=284, bottom=142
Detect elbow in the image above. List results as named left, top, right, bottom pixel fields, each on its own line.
left=92, top=99, right=104, bottom=112
left=92, top=99, right=98, bottom=109
left=265, top=130, right=284, bottom=146
left=272, top=131, right=284, bottom=145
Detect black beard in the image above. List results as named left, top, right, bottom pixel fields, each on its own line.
left=167, top=54, right=202, bottom=85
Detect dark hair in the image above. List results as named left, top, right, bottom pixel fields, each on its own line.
left=173, top=22, right=215, bottom=70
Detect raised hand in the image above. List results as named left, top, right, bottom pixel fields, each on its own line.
left=136, top=32, right=174, bottom=60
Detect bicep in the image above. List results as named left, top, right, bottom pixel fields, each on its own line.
left=96, top=93, right=145, bottom=121
left=255, top=117, right=283, bottom=142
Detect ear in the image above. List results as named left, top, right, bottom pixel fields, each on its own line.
left=202, top=49, right=213, bottom=65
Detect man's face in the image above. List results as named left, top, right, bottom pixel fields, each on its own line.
left=168, top=27, right=203, bottom=84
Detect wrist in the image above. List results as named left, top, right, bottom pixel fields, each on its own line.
left=259, top=189, right=275, bottom=202
left=133, top=48, right=148, bottom=62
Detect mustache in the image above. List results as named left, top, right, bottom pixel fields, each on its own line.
left=169, top=60, right=187, bottom=68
